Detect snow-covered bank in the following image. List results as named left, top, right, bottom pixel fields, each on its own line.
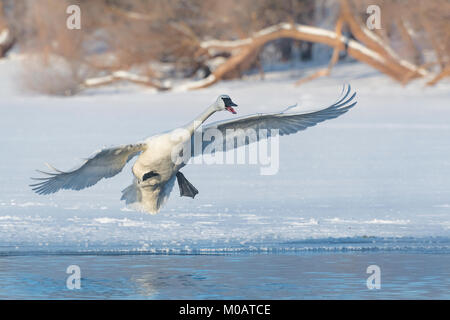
left=1, top=57, right=449, bottom=253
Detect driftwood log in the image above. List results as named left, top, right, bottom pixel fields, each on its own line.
left=79, top=1, right=445, bottom=91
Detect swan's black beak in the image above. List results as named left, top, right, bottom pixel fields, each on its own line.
left=223, top=97, right=238, bottom=114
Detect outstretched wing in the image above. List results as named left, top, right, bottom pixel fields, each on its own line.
left=30, top=143, right=147, bottom=195
left=196, top=84, right=356, bottom=154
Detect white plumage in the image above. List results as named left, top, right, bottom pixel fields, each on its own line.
left=31, top=85, right=357, bottom=214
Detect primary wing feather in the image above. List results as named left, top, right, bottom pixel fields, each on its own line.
left=30, top=143, right=146, bottom=195
left=197, top=84, right=356, bottom=153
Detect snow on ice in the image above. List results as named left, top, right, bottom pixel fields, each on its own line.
left=0, top=56, right=449, bottom=253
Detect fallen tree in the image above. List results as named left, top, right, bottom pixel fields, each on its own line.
left=189, top=22, right=428, bottom=89
left=71, top=1, right=449, bottom=93
left=80, top=15, right=445, bottom=92
left=82, top=70, right=170, bottom=91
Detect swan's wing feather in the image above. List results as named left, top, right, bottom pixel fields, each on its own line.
left=30, top=143, right=146, bottom=195
left=199, top=84, right=356, bottom=152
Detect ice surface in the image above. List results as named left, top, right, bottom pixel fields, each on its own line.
left=0, top=57, right=449, bottom=254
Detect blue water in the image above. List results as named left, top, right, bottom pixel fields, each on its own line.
left=1, top=236, right=450, bottom=255
left=1, top=237, right=449, bottom=299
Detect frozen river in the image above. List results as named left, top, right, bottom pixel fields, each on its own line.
left=0, top=58, right=449, bottom=298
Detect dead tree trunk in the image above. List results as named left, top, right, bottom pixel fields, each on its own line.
left=191, top=21, right=428, bottom=90
left=339, top=0, right=428, bottom=83
left=295, top=17, right=344, bottom=85
left=0, top=2, right=14, bottom=58
left=0, top=27, right=14, bottom=57
left=76, top=3, right=446, bottom=92
left=82, top=71, right=170, bottom=91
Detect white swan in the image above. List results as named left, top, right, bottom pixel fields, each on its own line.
left=31, top=85, right=357, bottom=213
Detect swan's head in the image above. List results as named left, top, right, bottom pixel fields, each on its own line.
left=215, top=94, right=238, bottom=114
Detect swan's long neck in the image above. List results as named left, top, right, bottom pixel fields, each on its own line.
left=184, top=104, right=217, bottom=135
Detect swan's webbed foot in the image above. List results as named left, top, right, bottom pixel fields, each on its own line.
left=176, top=172, right=199, bottom=199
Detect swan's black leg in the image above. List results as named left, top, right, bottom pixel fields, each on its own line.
left=176, top=172, right=199, bottom=198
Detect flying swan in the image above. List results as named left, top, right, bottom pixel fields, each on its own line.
left=31, top=85, right=357, bottom=213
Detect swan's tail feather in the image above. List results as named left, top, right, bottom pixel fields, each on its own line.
left=121, top=177, right=175, bottom=214
left=120, top=179, right=151, bottom=213
left=121, top=179, right=141, bottom=204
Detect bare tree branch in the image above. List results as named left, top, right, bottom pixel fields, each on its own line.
left=195, top=22, right=427, bottom=89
